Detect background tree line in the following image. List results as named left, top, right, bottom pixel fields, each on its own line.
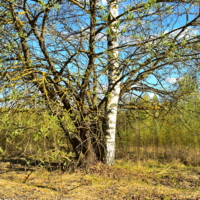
left=1, top=75, right=200, bottom=167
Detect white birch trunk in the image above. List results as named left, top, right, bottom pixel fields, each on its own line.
left=105, top=0, right=120, bottom=166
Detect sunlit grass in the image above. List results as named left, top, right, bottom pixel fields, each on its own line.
left=1, top=159, right=199, bottom=199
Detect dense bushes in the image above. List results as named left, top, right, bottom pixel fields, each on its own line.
left=1, top=93, right=200, bottom=166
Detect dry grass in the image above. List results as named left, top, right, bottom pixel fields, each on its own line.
left=0, top=159, right=200, bottom=199
left=116, top=146, right=200, bottom=166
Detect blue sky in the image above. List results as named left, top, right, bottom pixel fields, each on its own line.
left=1, top=0, right=200, bottom=104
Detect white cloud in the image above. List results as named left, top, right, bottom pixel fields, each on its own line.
left=166, top=77, right=183, bottom=84
left=78, top=0, right=107, bottom=5
left=165, top=27, right=199, bottom=40
left=98, top=0, right=107, bottom=5
left=148, top=93, right=155, bottom=99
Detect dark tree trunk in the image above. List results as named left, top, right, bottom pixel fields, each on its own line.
left=65, top=120, right=105, bottom=168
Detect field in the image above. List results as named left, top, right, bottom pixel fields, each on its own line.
left=0, top=159, right=200, bottom=200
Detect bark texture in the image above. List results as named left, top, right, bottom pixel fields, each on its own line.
left=105, top=0, right=120, bottom=166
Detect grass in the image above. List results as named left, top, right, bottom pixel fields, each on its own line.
left=0, top=159, right=200, bottom=199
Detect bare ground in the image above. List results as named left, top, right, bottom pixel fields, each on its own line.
left=0, top=159, right=200, bottom=200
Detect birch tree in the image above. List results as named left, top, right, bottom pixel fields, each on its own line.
left=105, top=0, right=120, bottom=165
left=0, top=0, right=200, bottom=166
